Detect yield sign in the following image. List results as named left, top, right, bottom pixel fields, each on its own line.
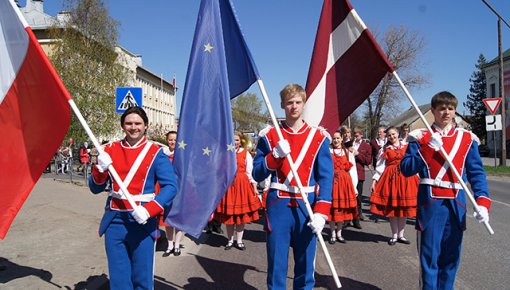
left=483, top=98, right=502, bottom=115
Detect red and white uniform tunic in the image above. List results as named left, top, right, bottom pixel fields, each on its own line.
left=90, top=136, right=177, bottom=237
left=370, top=141, right=419, bottom=217
left=329, top=148, right=358, bottom=221
left=215, top=148, right=261, bottom=224
left=253, top=121, right=333, bottom=290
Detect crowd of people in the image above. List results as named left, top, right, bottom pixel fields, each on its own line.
left=82, top=87, right=491, bottom=290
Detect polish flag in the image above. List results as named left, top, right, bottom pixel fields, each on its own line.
left=304, top=0, right=394, bottom=134
left=0, top=0, right=71, bottom=239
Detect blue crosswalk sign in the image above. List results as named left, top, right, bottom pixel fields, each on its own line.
left=116, top=87, right=142, bottom=113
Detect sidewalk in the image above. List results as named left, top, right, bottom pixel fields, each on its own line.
left=481, top=156, right=510, bottom=167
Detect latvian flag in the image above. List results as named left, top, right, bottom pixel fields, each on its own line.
left=304, top=0, right=394, bottom=134
left=0, top=0, right=71, bottom=239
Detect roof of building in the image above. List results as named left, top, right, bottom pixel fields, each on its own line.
left=484, top=48, right=510, bottom=68
left=390, top=103, right=430, bottom=127
left=20, top=0, right=57, bottom=29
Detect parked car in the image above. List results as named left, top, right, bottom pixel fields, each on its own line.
left=478, top=144, right=490, bottom=157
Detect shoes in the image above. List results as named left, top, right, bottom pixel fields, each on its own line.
left=173, top=247, right=181, bottom=256
left=397, top=237, right=411, bottom=245
left=337, top=236, right=346, bottom=243
left=388, top=238, right=397, bottom=246
left=236, top=242, right=246, bottom=251
left=162, top=247, right=174, bottom=257
left=353, top=220, right=362, bottom=229
left=328, top=237, right=336, bottom=244
left=359, top=214, right=366, bottom=221
left=225, top=242, right=234, bottom=250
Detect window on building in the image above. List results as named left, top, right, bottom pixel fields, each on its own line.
left=490, top=83, right=496, bottom=98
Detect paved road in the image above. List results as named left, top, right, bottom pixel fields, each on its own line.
left=0, top=171, right=509, bottom=289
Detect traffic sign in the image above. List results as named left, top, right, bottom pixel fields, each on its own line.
left=482, top=98, right=502, bottom=115
left=116, top=87, right=142, bottom=113
left=486, top=114, right=502, bottom=131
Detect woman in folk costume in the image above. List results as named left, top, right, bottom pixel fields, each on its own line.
left=161, top=130, right=185, bottom=257
left=328, top=127, right=358, bottom=244
left=214, top=131, right=262, bottom=250
left=370, top=126, right=419, bottom=245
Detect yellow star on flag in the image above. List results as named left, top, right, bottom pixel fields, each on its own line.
left=202, top=147, right=211, bottom=156
left=178, top=140, right=187, bottom=149
left=204, top=43, right=213, bottom=53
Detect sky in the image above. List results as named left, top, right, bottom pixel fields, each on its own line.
left=25, top=0, right=510, bottom=119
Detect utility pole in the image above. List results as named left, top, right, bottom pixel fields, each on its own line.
left=498, top=19, right=506, bottom=165
left=482, top=0, right=509, bottom=166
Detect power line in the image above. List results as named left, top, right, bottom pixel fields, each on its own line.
left=481, top=0, right=510, bottom=29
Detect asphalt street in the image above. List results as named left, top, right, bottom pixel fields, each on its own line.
left=0, top=168, right=509, bottom=289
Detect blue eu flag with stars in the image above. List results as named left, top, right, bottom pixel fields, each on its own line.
left=166, top=0, right=259, bottom=239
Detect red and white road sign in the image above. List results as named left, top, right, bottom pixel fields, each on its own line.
left=483, top=98, right=502, bottom=115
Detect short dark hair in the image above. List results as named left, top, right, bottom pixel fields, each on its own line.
left=166, top=130, right=177, bottom=138
left=121, top=106, right=148, bottom=126
left=431, top=91, right=458, bottom=109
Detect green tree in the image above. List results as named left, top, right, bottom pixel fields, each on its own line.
left=49, top=0, right=129, bottom=143
left=464, top=54, right=488, bottom=143
left=231, top=93, right=269, bottom=132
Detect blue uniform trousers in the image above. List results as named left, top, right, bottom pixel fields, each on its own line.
left=105, top=213, right=155, bottom=290
left=266, top=199, right=317, bottom=290
left=418, top=200, right=463, bottom=290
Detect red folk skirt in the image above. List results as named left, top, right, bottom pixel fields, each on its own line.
left=370, top=164, right=419, bottom=217
left=215, top=173, right=262, bottom=225
left=329, top=170, right=358, bottom=222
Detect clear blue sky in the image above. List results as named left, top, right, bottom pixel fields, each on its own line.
left=30, top=0, right=510, bottom=118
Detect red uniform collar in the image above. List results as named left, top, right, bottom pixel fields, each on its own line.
left=281, top=120, right=309, bottom=134
left=431, top=123, right=455, bottom=136
left=121, top=136, right=148, bottom=148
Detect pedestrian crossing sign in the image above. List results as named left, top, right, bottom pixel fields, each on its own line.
left=116, top=87, right=143, bottom=113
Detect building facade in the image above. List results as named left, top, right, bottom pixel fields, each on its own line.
left=483, top=48, right=510, bottom=156
left=20, top=0, right=177, bottom=135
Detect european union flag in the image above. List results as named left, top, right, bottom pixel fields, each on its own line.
left=166, top=0, right=259, bottom=239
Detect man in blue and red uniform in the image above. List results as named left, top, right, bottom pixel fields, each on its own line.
left=400, top=91, right=491, bottom=290
left=89, top=107, right=178, bottom=290
left=253, top=83, right=333, bottom=290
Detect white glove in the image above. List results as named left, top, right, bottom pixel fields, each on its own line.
left=96, top=152, right=112, bottom=173
left=428, top=132, right=443, bottom=151
left=272, top=140, right=291, bottom=159
left=307, top=213, right=327, bottom=234
left=131, top=206, right=150, bottom=224
left=473, top=206, right=489, bottom=223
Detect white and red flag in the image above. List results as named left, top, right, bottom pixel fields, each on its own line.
left=304, top=0, right=394, bottom=134
left=0, top=0, right=71, bottom=239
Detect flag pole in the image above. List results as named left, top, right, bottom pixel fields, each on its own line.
left=392, top=71, right=494, bottom=235
left=256, top=79, right=342, bottom=288
left=68, top=100, right=140, bottom=212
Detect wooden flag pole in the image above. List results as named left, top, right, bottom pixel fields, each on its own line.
left=392, top=71, right=494, bottom=235
left=256, top=80, right=342, bottom=288
left=68, top=100, right=140, bottom=214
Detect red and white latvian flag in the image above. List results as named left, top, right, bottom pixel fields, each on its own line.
left=304, top=0, right=394, bottom=134
left=0, top=0, right=71, bottom=239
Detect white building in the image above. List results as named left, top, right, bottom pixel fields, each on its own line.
left=19, top=0, right=177, bottom=134
left=483, top=48, right=510, bottom=156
